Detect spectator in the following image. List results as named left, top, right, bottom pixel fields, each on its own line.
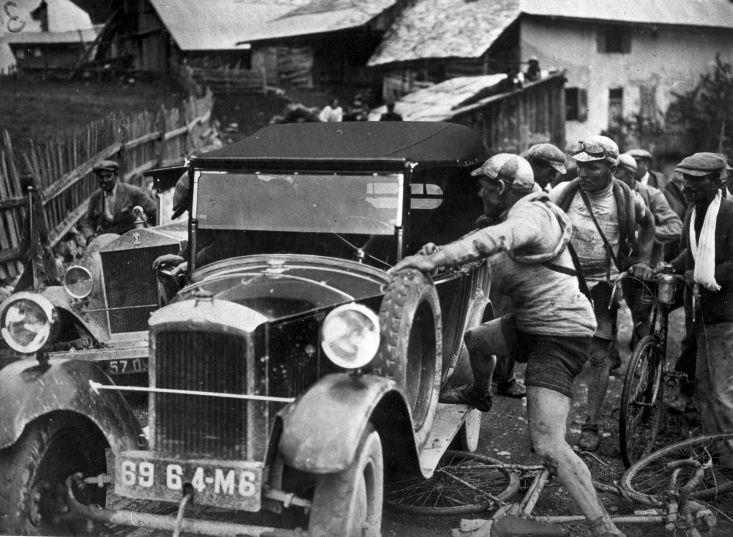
left=523, top=143, right=567, bottom=191
left=670, top=152, right=733, bottom=464
left=391, top=153, right=626, bottom=537
left=79, top=160, right=157, bottom=244
left=550, top=136, right=655, bottom=452
left=379, top=102, right=403, bottom=121
left=524, top=56, right=542, bottom=82
left=318, top=98, right=342, bottom=122
left=627, top=148, right=666, bottom=189
left=615, top=153, right=683, bottom=348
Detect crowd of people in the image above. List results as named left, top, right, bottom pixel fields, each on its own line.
left=391, top=135, right=732, bottom=537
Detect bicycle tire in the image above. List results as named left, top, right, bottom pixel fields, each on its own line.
left=383, top=450, right=520, bottom=515
left=621, top=433, right=733, bottom=507
left=620, top=335, right=665, bottom=468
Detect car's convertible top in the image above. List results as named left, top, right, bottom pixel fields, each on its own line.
left=191, top=122, right=487, bottom=170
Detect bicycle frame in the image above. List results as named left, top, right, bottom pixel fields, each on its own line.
left=455, top=460, right=716, bottom=537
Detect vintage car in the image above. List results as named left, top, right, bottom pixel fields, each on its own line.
left=0, top=122, right=498, bottom=536
left=0, top=168, right=187, bottom=379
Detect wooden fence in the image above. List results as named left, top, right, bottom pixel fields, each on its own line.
left=450, top=73, right=566, bottom=155
left=181, top=63, right=269, bottom=95
left=0, top=89, right=214, bottom=281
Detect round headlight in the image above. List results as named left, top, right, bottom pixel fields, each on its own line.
left=321, top=303, right=380, bottom=369
left=63, top=265, right=94, bottom=299
left=0, top=292, right=57, bottom=354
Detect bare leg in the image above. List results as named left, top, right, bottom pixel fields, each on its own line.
left=465, top=331, right=498, bottom=393
left=528, top=386, right=623, bottom=535
left=586, top=337, right=612, bottom=425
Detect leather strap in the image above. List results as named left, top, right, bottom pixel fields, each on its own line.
left=541, top=209, right=592, bottom=300
left=578, top=188, right=622, bottom=272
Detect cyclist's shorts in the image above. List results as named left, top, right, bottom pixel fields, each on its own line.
left=519, top=332, right=591, bottom=398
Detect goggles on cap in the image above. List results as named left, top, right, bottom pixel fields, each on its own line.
left=569, top=141, right=614, bottom=159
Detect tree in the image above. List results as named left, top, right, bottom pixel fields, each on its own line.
left=666, top=54, right=733, bottom=156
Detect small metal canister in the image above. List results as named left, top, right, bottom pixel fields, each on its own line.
left=657, top=274, right=676, bottom=305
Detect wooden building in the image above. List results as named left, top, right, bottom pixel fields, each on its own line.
left=369, top=0, right=733, bottom=145
left=93, top=0, right=401, bottom=90
left=0, top=0, right=98, bottom=70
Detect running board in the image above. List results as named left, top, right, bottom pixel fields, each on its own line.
left=418, top=402, right=470, bottom=476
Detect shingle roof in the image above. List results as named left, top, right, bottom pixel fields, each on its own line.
left=369, top=0, right=733, bottom=66
left=369, top=0, right=520, bottom=66
left=367, top=75, right=507, bottom=121
left=242, top=0, right=397, bottom=43
left=148, top=0, right=395, bottom=51
left=521, top=0, right=733, bottom=28
left=1, top=25, right=100, bottom=45
left=149, top=0, right=308, bottom=51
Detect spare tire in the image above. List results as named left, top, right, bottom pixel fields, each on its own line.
left=373, top=269, right=442, bottom=448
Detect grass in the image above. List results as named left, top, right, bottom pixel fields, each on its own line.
left=0, top=75, right=187, bottom=156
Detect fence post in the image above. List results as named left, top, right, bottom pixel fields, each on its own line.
left=261, top=67, right=267, bottom=94
left=157, top=104, right=167, bottom=166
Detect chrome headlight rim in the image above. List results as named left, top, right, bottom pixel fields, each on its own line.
left=63, top=264, right=94, bottom=299
left=320, top=303, right=380, bottom=370
left=0, top=292, right=57, bottom=354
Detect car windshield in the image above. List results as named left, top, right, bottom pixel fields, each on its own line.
left=196, top=172, right=401, bottom=235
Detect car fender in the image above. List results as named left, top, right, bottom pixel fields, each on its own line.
left=40, top=286, right=109, bottom=343
left=278, top=373, right=420, bottom=474
left=0, top=358, right=142, bottom=453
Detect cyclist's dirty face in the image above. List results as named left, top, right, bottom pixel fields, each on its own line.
left=682, top=174, right=719, bottom=209
left=577, top=160, right=614, bottom=192
left=96, top=170, right=118, bottom=192
left=477, top=177, right=506, bottom=219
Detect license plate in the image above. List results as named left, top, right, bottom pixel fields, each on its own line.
left=104, top=357, right=148, bottom=375
left=115, top=451, right=262, bottom=511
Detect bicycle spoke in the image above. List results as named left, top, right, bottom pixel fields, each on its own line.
left=384, top=451, right=520, bottom=515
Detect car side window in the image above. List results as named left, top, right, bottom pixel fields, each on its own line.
left=406, top=168, right=481, bottom=254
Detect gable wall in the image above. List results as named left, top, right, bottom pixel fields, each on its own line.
left=520, top=17, right=733, bottom=146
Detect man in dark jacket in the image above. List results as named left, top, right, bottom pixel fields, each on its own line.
left=627, top=148, right=666, bottom=189
left=80, top=160, right=157, bottom=243
left=671, top=153, right=733, bottom=459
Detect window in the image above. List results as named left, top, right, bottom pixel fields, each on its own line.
left=565, top=87, right=588, bottom=122
left=598, top=25, right=631, bottom=54
left=608, top=88, right=624, bottom=127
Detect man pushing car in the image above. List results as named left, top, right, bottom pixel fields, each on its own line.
left=390, top=153, right=626, bottom=537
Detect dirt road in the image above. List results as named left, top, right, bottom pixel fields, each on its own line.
left=103, top=307, right=730, bottom=537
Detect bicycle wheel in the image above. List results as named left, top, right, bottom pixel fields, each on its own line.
left=622, top=433, right=733, bottom=507
left=620, top=335, right=665, bottom=467
left=383, top=450, right=520, bottom=515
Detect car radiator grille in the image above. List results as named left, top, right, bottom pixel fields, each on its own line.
left=153, top=320, right=340, bottom=460
left=101, top=245, right=178, bottom=333
left=154, top=331, right=251, bottom=459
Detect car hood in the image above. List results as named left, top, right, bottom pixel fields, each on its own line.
left=176, top=254, right=389, bottom=321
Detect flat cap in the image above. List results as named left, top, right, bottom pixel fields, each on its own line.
left=674, top=152, right=726, bottom=177
left=92, top=159, right=119, bottom=173
left=618, top=153, right=638, bottom=172
left=527, top=143, right=567, bottom=174
left=627, top=148, right=653, bottom=160
left=471, top=153, right=535, bottom=190
left=570, top=135, right=619, bottom=165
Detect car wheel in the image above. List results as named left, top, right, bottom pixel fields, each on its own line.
left=375, top=268, right=442, bottom=447
left=308, top=425, right=383, bottom=537
left=0, top=415, right=107, bottom=536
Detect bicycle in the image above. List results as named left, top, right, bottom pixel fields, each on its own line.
left=617, top=271, right=692, bottom=467
left=383, top=434, right=733, bottom=537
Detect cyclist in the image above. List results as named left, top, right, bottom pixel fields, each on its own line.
left=550, top=136, right=655, bottom=452
left=390, top=153, right=626, bottom=537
